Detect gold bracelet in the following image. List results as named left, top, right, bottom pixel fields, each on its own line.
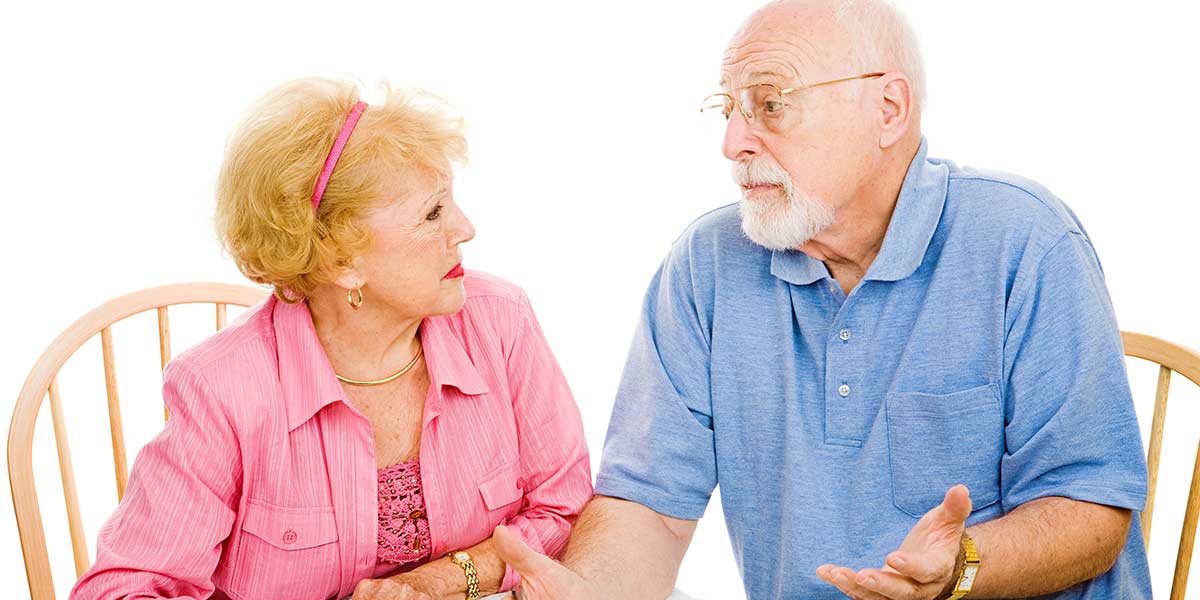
left=947, top=532, right=981, bottom=599
left=447, top=550, right=480, bottom=600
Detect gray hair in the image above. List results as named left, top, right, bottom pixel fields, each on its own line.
left=834, top=0, right=927, bottom=112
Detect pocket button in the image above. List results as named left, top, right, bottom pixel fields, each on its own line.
left=282, top=529, right=298, bottom=545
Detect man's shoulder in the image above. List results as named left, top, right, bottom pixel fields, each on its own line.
left=667, top=202, right=767, bottom=266
left=940, top=161, right=1089, bottom=253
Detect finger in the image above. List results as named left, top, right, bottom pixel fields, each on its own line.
left=817, top=565, right=888, bottom=600
left=856, top=567, right=926, bottom=600
left=352, top=578, right=380, bottom=600
left=936, top=484, right=972, bottom=524
left=885, top=550, right=955, bottom=585
left=494, top=525, right=559, bottom=576
left=380, top=581, right=417, bottom=599
left=392, top=581, right=431, bottom=600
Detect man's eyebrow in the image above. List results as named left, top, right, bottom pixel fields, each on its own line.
left=720, top=70, right=791, bottom=89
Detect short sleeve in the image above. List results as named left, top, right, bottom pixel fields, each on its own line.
left=1001, top=230, right=1148, bottom=511
left=594, top=246, right=717, bottom=520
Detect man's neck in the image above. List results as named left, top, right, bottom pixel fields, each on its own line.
left=798, top=140, right=920, bottom=295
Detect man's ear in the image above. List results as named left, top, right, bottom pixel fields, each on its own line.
left=878, top=73, right=913, bottom=149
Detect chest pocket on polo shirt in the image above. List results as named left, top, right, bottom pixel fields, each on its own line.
left=885, top=383, right=1003, bottom=518
left=229, top=498, right=340, bottom=599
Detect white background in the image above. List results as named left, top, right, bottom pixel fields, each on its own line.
left=2, top=1, right=1199, bottom=598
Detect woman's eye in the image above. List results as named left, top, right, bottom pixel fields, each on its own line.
left=425, top=204, right=443, bottom=221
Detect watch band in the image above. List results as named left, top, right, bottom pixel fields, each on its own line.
left=447, top=550, right=480, bottom=600
left=947, top=532, right=981, bottom=599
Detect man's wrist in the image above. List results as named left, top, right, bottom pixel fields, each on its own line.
left=937, top=531, right=969, bottom=600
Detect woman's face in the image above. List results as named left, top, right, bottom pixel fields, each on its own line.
left=353, top=165, right=475, bottom=319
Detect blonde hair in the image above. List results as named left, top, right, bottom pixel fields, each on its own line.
left=215, top=77, right=467, bottom=302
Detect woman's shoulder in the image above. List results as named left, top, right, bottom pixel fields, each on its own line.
left=461, top=269, right=530, bottom=309
left=438, top=270, right=536, bottom=345
left=165, top=295, right=280, bottom=383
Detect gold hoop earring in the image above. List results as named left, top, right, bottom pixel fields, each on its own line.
left=347, top=287, right=364, bottom=310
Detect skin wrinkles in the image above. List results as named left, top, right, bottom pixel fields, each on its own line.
left=721, top=42, right=816, bottom=90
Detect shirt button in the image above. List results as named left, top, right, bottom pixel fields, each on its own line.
left=517, top=477, right=527, bottom=490
left=838, top=329, right=851, bottom=341
left=838, top=384, right=851, bottom=398
left=282, top=529, right=297, bottom=545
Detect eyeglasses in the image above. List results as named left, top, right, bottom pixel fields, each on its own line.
left=700, top=72, right=886, bottom=133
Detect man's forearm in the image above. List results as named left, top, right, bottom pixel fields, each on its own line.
left=560, top=496, right=697, bottom=600
left=966, top=496, right=1131, bottom=598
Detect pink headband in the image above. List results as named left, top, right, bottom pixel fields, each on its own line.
left=311, top=100, right=368, bottom=210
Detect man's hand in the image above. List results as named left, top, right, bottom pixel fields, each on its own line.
left=817, top=484, right=972, bottom=600
left=492, top=525, right=604, bottom=600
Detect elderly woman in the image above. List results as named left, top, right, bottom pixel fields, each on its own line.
left=69, top=78, right=592, bottom=600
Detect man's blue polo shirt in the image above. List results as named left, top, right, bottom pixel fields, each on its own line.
left=594, top=140, right=1151, bottom=598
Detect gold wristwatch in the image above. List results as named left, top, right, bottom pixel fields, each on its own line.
left=447, top=550, right=480, bottom=600
left=947, top=532, right=981, bottom=599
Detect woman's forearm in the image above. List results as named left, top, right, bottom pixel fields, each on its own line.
left=392, top=536, right=505, bottom=600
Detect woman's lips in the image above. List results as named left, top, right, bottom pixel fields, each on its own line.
left=443, top=263, right=465, bottom=279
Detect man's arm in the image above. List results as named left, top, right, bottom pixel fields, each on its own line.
left=962, top=497, right=1130, bottom=597
left=563, top=496, right=698, bottom=597
left=494, top=495, right=697, bottom=600
left=820, top=486, right=1131, bottom=599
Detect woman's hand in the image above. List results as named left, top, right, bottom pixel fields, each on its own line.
left=351, top=576, right=435, bottom=600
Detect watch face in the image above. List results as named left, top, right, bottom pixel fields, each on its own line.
left=454, top=551, right=470, bottom=562
left=959, top=565, right=979, bottom=590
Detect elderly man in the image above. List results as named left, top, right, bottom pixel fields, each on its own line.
left=494, top=0, right=1151, bottom=598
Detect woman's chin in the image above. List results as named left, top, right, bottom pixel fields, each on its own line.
left=430, top=284, right=467, bottom=315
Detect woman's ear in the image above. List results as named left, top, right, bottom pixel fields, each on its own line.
left=331, top=256, right=367, bottom=291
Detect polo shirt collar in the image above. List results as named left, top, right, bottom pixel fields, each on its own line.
left=770, top=137, right=948, bottom=286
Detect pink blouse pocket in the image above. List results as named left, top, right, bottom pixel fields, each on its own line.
left=227, top=499, right=340, bottom=599
left=241, top=499, right=338, bottom=549
left=478, top=461, right=523, bottom=511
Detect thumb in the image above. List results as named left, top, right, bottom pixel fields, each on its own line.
left=494, top=525, right=558, bottom=576
left=935, top=484, right=972, bottom=525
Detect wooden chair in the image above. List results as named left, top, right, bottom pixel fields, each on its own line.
left=1123, top=332, right=1200, bottom=600
left=8, top=293, right=1199, bottom=599
left=8, top=283, right=266, bottom=600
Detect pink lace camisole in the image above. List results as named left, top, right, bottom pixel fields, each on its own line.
left=376, top=460, right=433, bottom=566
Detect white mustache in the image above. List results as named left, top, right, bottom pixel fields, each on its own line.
left=732, top=158, right=793, bottom=191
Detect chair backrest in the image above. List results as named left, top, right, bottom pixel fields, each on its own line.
left=8, top=282, right=266, bottom=600
left=1123, top=331, right=1200, bottom=600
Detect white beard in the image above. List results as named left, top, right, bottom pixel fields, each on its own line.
left=733, top=158, right=834, bottom=251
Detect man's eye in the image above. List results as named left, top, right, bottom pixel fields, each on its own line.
left=426, top=204, right=443, bottom=221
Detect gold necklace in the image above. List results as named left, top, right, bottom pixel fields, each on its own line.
left=335, top=347, right=423, bottom=386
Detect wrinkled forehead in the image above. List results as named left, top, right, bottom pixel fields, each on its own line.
left=720, top=3, right=851, bottom=89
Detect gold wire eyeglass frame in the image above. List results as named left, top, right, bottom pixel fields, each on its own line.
left=700, top=71, right=887, bottom=121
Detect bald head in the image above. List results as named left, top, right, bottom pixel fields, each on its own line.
left=727, top=0, right=926, bottom=111
left=718, top=0, right=927, bottom=253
